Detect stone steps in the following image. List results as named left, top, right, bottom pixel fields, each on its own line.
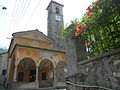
left=8, top=87, right=54, bottom=90
left=27, top=87, right=54, bottom=90
left=5, top=87, right=66, bottom=90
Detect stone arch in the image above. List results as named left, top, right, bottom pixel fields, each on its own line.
left=17, top=58, right=36, bottom=82
left=39, top=59, right=54, bottom=67
left=17, top=57, right=37, bottom=66
left=18, top=58, right=36, bottom=71
left=39, top=58, right=56, bottom=68
left=38, top=59, right=54, bottom=87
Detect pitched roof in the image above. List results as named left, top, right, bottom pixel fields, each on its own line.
left=12, top=29, right=53, bottom=43
left=46, top=0, right=64, bottom=10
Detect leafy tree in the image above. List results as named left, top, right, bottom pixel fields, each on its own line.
left=62, top=0, right=120, bottom=57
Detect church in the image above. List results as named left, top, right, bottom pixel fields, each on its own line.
left=0, top=1, right=67, bottom=89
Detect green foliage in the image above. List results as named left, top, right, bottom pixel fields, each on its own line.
left=62, top=0, right=120, bottom=56
left=61, top=23, right=76, bottom=39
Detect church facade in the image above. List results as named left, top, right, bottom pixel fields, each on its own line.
left=0, top=1, right=66, bottom=89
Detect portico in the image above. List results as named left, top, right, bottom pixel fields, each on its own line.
left=7, top=30, right=66, bottom=89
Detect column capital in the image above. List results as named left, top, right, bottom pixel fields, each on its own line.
left=36, top=65, right=39, bottom=67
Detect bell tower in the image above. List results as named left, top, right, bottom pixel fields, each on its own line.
left=47, top=0, right=65, bottom=51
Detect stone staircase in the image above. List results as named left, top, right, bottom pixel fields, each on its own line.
left=29, top=87, right=54, bottom=90
left=7, top=82, right=55, bottom=90
left=8, top=87, right=66, bottom=90
left=9, top=87, right=54, bottom=90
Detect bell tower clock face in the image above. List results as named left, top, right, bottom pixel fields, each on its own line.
left=55, top=15, right=61, bottom=21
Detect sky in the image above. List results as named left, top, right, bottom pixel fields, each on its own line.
left=0, top=0, right=96, bottom=49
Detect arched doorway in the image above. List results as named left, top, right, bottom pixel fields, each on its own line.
left=17, top=58, right=36, bottom=82
left=38, top=59, right=54, bottom=88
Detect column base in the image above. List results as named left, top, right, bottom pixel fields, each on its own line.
left=13, top=80, right=17, bottom=82
left=35, top=80, right=39, bottom=83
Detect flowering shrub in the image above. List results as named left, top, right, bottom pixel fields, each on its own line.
left=75, top=25, right=87, bottom=36
left=62, top=0, right=120, bottom=56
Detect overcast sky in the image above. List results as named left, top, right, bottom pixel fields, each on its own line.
left=0, top=0, right=96, bottom=49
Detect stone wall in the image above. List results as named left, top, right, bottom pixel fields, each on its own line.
left=0, top=53, right=8, bottom=88
left=10, top=82, right=39, bottom=89
left=65, top=36, right=87, bottom=76
left=0, top=53, right=8, bottom=75
left=66, top=48, right=120, bottom=90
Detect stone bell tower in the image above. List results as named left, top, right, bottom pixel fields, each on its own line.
left=47, top=0, right=65, bottom=51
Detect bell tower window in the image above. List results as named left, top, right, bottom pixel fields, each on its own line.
left=49, top=9, right=52, bottom=14
left=56, top=7, right=59, bottom=14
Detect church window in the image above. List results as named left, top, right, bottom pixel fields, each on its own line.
left=18, top=72, right=24, bottom=81
left=2, top=70, right=6, bottom=75
left=56, top=7, right=59, bottom=14
left=42, top=72, right=47, bottom=80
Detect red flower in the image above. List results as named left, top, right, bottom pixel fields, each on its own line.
left=95, top=1, right=100, bottom=7
left=87, top=12, right=92, bottom=16
left=75, top=25, right=87, bottom=36
left=84, top=30, right=87, bottom=33
left=87, top=42, right=91, bottom=46
left=76, top=25, right=83, bottom=31
left=86, top=6, right=92, bottom=12
left=85, top=42, right=91, bottom=46
left=83, top=24, right=87, bottom=28
left=88, top=17, right=94, bottom=20
left=75, top=31, right=80, bottom=36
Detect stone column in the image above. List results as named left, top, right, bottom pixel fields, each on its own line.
left=35, top=66, right=39, bottom=82
left=13, top=64, right=18, bottom=82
